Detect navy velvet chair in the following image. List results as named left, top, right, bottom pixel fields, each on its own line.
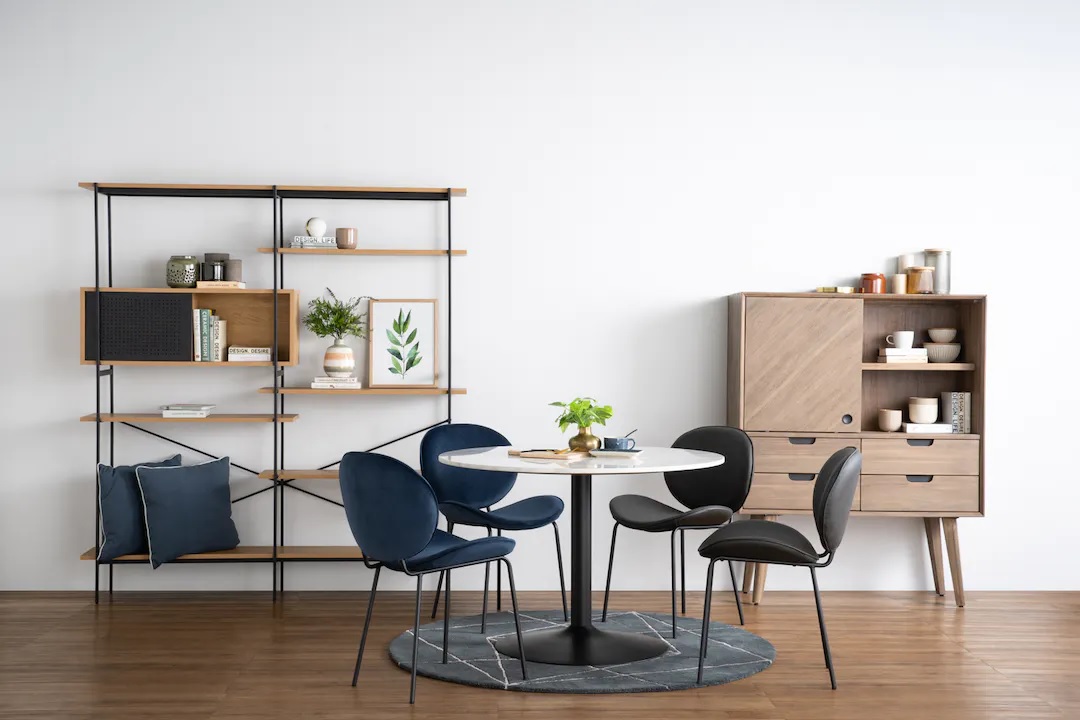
left=600, top=426, right=754, bottom=637
left=420, top=424, right=568, bottom=628
left=695, top=446, right=861, bottom=689
left=340, top=451, right=528, bottom=704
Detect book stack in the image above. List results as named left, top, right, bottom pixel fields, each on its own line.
left=290, top=235, right=338, bottom=249
left=228, top=346, right=273, bottom=362
left=877, top=348, right=928, bottom=364
left=161, top=404, right=215, bottom=419
left=192, top=309, right=227, bottom=362
left=902, top=422, right=955, bottom=434
left=941, top=391, right=972, bottom=433
left=195, top=280, right=246, bottom=289
left=311, top=376, right=358, bottom=389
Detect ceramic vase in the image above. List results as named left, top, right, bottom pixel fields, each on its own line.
left=323, top=338, right=355, bottom=378
left=568, top=425, right=601, bottom=452
left=166, top=255, right=198, bottom=288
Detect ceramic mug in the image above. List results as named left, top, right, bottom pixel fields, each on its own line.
left=886, top=330, right=915, bottom=350
left=908, top=401, right=938, bottom=424
left=336, top=227, right=358, bottom=250
left=603, top=437, right=636, bottom=451
left=878, top=409, right=902, bottom=432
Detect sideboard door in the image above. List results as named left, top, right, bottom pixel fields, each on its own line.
left=743, top=297, right=863, bottom=432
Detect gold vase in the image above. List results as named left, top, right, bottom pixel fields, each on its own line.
left=568, top=425, right=601, bottom=452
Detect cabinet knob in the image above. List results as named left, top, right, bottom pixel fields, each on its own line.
left=841, top=414, right=853, bottom=425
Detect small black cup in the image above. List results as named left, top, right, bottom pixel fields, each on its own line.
left=603, top=437, right=636, bottom=451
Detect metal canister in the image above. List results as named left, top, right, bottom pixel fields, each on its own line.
left=924, top=249, right=951, bottom=294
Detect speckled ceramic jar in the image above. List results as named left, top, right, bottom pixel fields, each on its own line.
left=166, top=255, right=198, bottom=288
left=323, top=339, right=355, bottom=378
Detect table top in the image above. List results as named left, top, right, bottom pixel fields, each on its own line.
left=437, top=446, right=725, bottom=476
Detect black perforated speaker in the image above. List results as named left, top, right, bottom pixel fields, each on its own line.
left=84, top=292, right=193, bottom=362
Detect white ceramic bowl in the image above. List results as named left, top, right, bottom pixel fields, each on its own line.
left=925, top=342, right=961, bottom=363
left=909, top=403, right=938, bottom=424
left=928, top=327, right=957, bottom=343
left=909, top=396, right=937, bottom=405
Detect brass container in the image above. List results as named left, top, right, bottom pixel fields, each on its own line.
left=568, top=425, right=601, bottom=452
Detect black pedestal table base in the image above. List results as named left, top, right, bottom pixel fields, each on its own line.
left=493, top=623, right=669, bottom=665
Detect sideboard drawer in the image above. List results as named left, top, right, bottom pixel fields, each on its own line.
left=861, top=438, right=979, bottom=475
left=743, top=472, right=860, bottom=512
left=860, top=475, right=979, bottom=513
left=753, top=436, right=860, bottom=474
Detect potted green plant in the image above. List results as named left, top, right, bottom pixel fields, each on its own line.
left=550, top=397, right=614, bottom=451
left=302, top=288, right=369, bottom=379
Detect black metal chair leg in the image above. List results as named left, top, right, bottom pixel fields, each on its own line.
left=502, top=559, right=529, bottom=681
left=601, top=522, right=619, bottom=622
left=679, top=528, right=686, bottom=615
left=430, top=521, right=454, bottom=619
left=442, top=570, right=451, bottom=664
left=481, top=527, right=492, bottom=633
left=496, top=528, right=502, bottom=611
left=810, top=566, right=837, bottom=690
left=697, top=559, right=716, bottom=683
left=553, top=522, right=568, bottom=622
left=726, top=560, right=744, bottom=625
left=669, top=530, right=678, bottom=637
left=352, top=566, right=381, bottom=686
left=410, top=575, right=423, bottom=704
left=109, top=563, right=114, bottom=597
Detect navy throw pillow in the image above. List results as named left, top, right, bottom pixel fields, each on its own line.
left=136, top=456, right=240, bottom=569
left=98, top=454, right=182, bottom=562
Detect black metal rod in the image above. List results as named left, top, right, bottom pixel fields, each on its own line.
left=93, top=183, right=101, bottom=605
left=669, top=530, right=678, bottom=638
left=272, top=186, right=280, bottom=599
left=811, top=566, right=837, bottom=689
left=481, top=526, right=492, bottom=634
left=430, top=521, right=453, bottom=618
left=106, top=194, right=114, bottom=468
left=317, top=420, right=450, bottom=470
left=442, top=570, right=451, bottom=664
left=553, top=521, right=568, bottom=622
left=352, top=565, right=381, bottom=686
left=232, top=485, right=275, bottom=504
left=409, top=575, right=423, bottom=703
left=281, top=483, right=344, bottom=508
left=116, top=423, right=259, bottom=475
left=697, top=559, right=716, bottom=684
left=496, top=528, right=502, bottom=612
left=601, top=522, right=619, bottom=622
left=680, top=528, right=687, bottom=615
left=446, top=188, right=452, bottom=421
left=502, top=558, right=529, bottom=681
left=569, top=474, right=593, bottom=628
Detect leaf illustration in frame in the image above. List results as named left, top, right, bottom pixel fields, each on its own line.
left=403, top=310, right=412, bottom=333
left=391, top=357, right=403, bottom=374
left=386, top=329, right=401, bottom=347
left=387, top=347, right=403, bottom=361
left=405, top=328, right=417, bottom=345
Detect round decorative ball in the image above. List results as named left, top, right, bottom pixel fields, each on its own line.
left=306, top=217, right=327, bottom=238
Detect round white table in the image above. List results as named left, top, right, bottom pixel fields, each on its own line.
left=438, top=446, right=725, bottom=666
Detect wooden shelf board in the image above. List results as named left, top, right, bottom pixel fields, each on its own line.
left=80, top=546, right=363, bottom=562
left=257, top=386, right=466, bottom=396
left=259, top=469, right=339, bottom=480
left=257, top=247, right=466, bottom=256
left=746, top=430, right=980, bottom=440
left=82, top=286, right=292, bottom=295
left=740, top=292, right=986, bottom=302
left=80, top=183, right=465, bottom=199
left=863, top=363, right=975, bottom=371
left=80, top=413, right=298, bottom=423
left=81, top=360, right=289, bottom=367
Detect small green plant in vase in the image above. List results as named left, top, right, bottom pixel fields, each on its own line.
left=550, top=397, right=614, bottom=452
left=302, top=288, right=370, bottom=379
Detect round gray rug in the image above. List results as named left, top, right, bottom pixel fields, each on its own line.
left=388, top=610, right=774, bottom=693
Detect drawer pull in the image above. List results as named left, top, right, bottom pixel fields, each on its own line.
left=788, top=473, right=815, bottom=482
left=788, top=437, right=817, bottom=445
left=906, top=439, right=934, bottom=447
left=906, top=475, right=934, bottom=483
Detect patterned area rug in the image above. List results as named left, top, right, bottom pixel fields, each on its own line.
left=388, top=610, right=774, bottom=693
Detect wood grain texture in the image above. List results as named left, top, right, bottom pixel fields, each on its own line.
left=924, top=518, right=946, bottom=596
left=942, top=518, right=966, bottom=607
left=256, top=247, right=467, bottom=256
left=861, top=438, right=979, bottom=475
left=80, top=182, right=467, bottom=195
left=744, top=473, right=861, bottom=512
left=79, top=413, right=298, bottom=423
left=727, top=293, right=745, bottom=426
left=862, top=363, right=975, bottom=371
left=257, top=469, right=339, bottom=480
left=256, top=387, right=466, bottom=395
left=740, top=291, right=987, bottom=301
left=79, top=546, right=362, bottom=561
left=0, top=591, right=1073, bottom=718
left=752, top=436, right=860, bottom=474
left=860, top=475, right=979, bottom=513
left=743, top=297, right=863, bottom=432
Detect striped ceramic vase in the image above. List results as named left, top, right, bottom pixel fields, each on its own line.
left=323, top=339, right=355, bottom=378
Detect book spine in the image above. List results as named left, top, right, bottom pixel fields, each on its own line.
left=217, top=320, right=227, bottom=363
left=310, top=383, right=360, bottom=389
left=192, top=309, right=202, bottom=361
left=211, top=317, right=221, bottom=362
left=228, top=355, right=272, bottom=362
left=161, top=411, right=210, bottom=418
left=962, top=392, right=971, bottom=433
left=200, top=310, right=212, bottom=361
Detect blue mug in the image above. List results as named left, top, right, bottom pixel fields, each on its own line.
left=603, top=436, right=636, bottom=451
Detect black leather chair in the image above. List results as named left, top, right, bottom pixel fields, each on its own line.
left=695, top=446, right=861, bottom=689
left=601, top=426, right=754, bottom=637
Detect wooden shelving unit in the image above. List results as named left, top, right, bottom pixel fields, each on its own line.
left=863, top=363, right=975, bottom=371
left=81, top=181, right=464, bottom=601
left=257, top=386, right=465, bottom=396
left=80, top=413, right=298, bottom=423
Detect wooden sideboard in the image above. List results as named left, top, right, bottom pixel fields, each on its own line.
left=727, top=292, right=986, bottom=607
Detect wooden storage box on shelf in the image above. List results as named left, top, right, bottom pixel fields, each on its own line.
left=860, top=475, right=979, bottom=513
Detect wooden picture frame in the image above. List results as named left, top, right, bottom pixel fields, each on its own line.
left=368, top=299, right=439, bottom=388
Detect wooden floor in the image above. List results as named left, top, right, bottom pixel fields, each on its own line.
left=0, top=590, right=1076, bottom=719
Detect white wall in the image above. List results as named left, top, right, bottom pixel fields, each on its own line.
left=1, top=0, right=1078, bottom=592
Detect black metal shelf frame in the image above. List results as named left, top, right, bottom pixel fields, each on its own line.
left=89, top=183, right=458, bottom=602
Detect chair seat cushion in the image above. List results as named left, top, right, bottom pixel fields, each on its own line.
left=610, top=494, right=733, bottom=532
left=698, top=519, right=820, bottom=565
left=439, top=495, right=564, bottom=531
left=388, top=530, right=515, bottom=573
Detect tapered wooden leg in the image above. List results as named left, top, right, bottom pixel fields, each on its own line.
left=751, top=516, right=777, bottom=605
left=942, top=517, right=965, bottom=608
left=741, top=515, right=757, bottom=596
left=923, top=517, right=945, bottom=597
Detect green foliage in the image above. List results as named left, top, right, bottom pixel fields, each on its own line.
left=549, top=397, right=614, bottom=432
left=386, top=307, right=422, bottom=378
left=302, top=288, right=369, bottom=340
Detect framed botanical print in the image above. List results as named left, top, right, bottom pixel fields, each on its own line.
left=368, top=299, right=439, bottom=388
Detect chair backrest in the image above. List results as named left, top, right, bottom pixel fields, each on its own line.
left=812, top=447, right=862, bottom=554
left=665, top=426, right=754, bottom=512
left=339, top=451, right=439, bottom=564
left=419, top=423, right=516, bottom=508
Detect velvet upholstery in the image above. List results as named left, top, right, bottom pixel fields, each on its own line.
left=439, top=495, right=565, bottom=531
left=339, top=452, right=440, bottom=564
left=419, top=424, right=516, bottom=509
left=136, top=457, right=239, bottom=569
left=384, top=530, right=516, bottom=573
left=97, top=453, right=181, bottom=562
